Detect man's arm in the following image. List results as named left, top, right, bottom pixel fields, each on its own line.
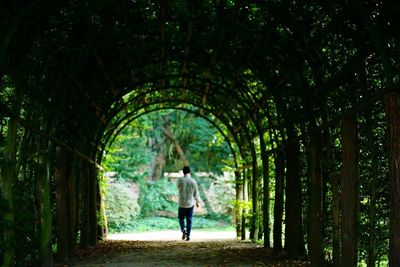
left=193, top=180, right=200, bottom=207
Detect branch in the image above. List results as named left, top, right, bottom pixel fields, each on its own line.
left=162, top=126, right=189, bottom=167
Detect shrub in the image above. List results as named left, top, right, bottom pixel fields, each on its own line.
left=138, top=179, right=178, bottom=217
left=105, top=181, right=140, bottom=233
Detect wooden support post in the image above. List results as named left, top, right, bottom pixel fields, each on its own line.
left=262, top=153, right=270, bottom=247
left=273, top=150, right=284, bottom=251
left=385, top=92, right=400, bottom=267
left=1, top=117, right=18, bottom=267
left=37, top=139, right=54, bottom=267
left=241, top=168, right=248, bottom=240
left=325, top=127, right=341, bottom=267
left=55, top=146, right=69, bottom=261
left=284, top=128, right=304, bottom=257
left=309, top=134, right=324, bottom=266
left=341, top=117, right=359, bottom=267
left=67, top=153, right=77, bottom=257
left=250, top=158, right=259, bottom=241
left=88, top=163, right=98, bottom=246
left=235, top=170, right=242, bottom=238
left=80, top=159, right=90, bottom=249
left=258, top=131, right=270, bottom=247
left=97, top=177, right=108, bottom=241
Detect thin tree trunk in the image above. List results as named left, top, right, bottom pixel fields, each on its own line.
left=262, top=152, right=270, bottom=247
left=55, top=146, right=69, bottom=261
left=97, top=177, right=108, bottom=241
left=325, top=125, right=341, bottom=267
left=273, top=150, right=284, bottom=252
left=241, top=168, right=248, bottom=240
left=365, top=112, right=378, bottom=267
left=251, top=152, right=259, bottom=241
left=88, top=163, right=97, bottom=246
left=67, top=153, right=77, bottom=257
left=80, top=159, right=90, bottom=249
left=258, top=129, right=270, bottom=247
left=284, top=127, right=304, bottom=257
left=385, top=92, right=400, bottom=267
left=37, top=137, right=54, bottom=267
left=309, top=133, right=324, bottom=267
left=341, top=117, right=360, bottom=267
left=235, top=170, right=242, bottom=238
left=1, top=116, right=18, bottom=267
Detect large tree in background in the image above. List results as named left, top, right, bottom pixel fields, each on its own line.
left=103, top=110, right=232, bottom=182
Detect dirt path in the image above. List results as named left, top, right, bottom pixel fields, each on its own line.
left=66, top=231, right=309, bottom=267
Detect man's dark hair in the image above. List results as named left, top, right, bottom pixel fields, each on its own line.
left=183, top=166, right=191, bottom=175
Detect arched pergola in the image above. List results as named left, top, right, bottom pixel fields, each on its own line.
left=1, top=1, right=399, bottom=266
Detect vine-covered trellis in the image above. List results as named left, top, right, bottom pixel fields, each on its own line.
left=0, top=1, right=399, bottom=266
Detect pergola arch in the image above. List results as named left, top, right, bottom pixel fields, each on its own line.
left=1, top=1, right=400, bottom=266
left=96, top=82, right=266, bottom=153
left=97, top=97, right=256, bottom=166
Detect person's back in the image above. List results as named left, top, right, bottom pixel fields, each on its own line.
left=177, top=175, right=199, bottom=208
left=177, top=166, right=200, bottom=241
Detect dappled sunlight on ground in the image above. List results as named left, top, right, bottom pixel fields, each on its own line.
left=66, top=231, right=310, bottom=267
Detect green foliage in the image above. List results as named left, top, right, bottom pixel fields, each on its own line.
left=105, top=181, right=141, bottom=233
left=103, top=123, right=154, bottom=182
left=204, top=173, right=236, bottom=214
left=103, top=110, right=233, bottom=181
left=138, top=179, right=178, bottom=217
left=127, top=216, right=233, bottom=232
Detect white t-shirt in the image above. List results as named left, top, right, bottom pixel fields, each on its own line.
left=177, top=175, right=200, bottom=208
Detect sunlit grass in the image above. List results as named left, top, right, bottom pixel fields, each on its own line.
left=109, top=215, right=234, bottom=233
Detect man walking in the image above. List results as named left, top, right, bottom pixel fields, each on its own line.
left=177, top=166, right=200, bottom=241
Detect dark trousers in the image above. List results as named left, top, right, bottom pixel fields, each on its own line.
left=178, top=206, right=194, bottom=236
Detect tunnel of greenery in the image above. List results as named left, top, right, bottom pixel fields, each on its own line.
left=103, top=109, right=237, bottom=233
left=1, top=1, right=400, bottom=266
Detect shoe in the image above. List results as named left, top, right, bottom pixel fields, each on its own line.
left=185, top=236, right=190, bottom=241
left=182, top=230, right=187, bottom=240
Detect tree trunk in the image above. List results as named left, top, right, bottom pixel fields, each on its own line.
left=97, top=177, right=108, bottom=241
left=273, top=150, right=284, bottom=252
left=149, top=145, right=167, bottom=180
left=385, top=92, right=400, bottom=267
left=241, top=168, right=248, bottom=240
left=163, top=126, right=189, bottom=166
left=55, top=146, right=69, bottom=261
left=1, top=116, right=18, bottom=267
left=250, top=155, right=259, bottom=241
left=366, top=112, right=378, bottom=267
left=37, top=138, right=54, bottom=267
left=80, top=159, right=90, bottom=249
left=67, top=154, right=77, bottom=257
left=309, top=133, right=324, bottom=267
left=88, top=163, right=97, bottom=246
left=325, top=125, right=341, bottom=267
left=284, top=128, right=304, bottom=257
left=259, top=132, right=270, bottom=247
left=341, top=117, right=359, bottom=267
left=235, top=170, right=242, bottom=238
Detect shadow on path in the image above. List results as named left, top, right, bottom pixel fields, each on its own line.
left=65, top=231, right=309, bottom=266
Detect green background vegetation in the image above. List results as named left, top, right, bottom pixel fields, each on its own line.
left=102, top=110, right=235, bottom=233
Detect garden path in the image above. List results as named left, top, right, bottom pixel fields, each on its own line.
left=65, top=231, right=309, bottom=266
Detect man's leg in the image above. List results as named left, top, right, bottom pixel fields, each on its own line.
left=185, top=206, right=194, bottom=240
left=178, top=207, right=186, bottom=237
